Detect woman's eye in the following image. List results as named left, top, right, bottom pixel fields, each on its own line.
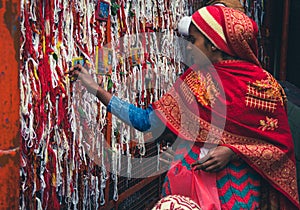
left=184, top=35, right=196, bottom=44
left=190, top=37, right=196, bottom=44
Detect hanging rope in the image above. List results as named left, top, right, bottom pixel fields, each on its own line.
left=19, top=0, right=208, bottom=208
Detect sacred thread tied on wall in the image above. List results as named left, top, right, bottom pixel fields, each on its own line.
left=19, top=0, right=194, bottom=208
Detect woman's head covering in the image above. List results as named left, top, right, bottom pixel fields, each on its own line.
left=178, top=6, right=261, bottom=66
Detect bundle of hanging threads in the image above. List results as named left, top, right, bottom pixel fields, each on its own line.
left=19, top=0, right=199, bottom=208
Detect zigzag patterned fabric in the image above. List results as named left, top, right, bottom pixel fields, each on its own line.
left=162, top=142, right=261, bottom=209
left=216, top=161, right=261, bottom=209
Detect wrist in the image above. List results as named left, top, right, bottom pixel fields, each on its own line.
left=95, top=86, right=112, bottom=106
left=86, top=83, right=99, bottom=96
left=96, top=86, right=101, bottom=98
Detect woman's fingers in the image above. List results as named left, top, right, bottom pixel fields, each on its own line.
left=191, top=146, right=235, bottom=172
left=191, top=159, right=220, bottom=172
left=65, top=64, right=84, bottom=82
left=67, top=64, right=81, bottom=73
left=190, top=154, right=210, bottom=167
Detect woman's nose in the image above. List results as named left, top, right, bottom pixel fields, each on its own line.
left=186, top=41, right=193, bottom=50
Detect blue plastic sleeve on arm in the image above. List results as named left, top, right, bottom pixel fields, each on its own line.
left=107, top=96, right=162, bottom=132
left=107, top=95, right=131, bottom=125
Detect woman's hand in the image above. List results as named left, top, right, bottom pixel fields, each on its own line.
left=191, top=146, right=236, bottom=172
left=67, top=64, right=112, bottom=106
left=67, top=64, right=99, bottom=95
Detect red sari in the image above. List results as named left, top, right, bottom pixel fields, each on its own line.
left=152, top=60, right=300, bottom=209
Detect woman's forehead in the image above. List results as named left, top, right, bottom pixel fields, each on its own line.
left=189, top=24, right=204, bottom=37
left=189, top=24, right=197, bottom=35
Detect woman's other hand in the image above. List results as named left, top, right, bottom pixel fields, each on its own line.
left=191, top=146, right=236, bottom=172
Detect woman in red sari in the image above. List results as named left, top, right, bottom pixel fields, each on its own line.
left=69, top=5, right=300, bottom=210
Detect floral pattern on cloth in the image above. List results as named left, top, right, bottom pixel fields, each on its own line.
left=181, top=71, right=220, bottom=107
left=246, top=71, right=287, bottom=113
left=259, top=116, right=279, bottom=131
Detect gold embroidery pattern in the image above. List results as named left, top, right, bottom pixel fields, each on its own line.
left=183, top=71, right=220, bottom=107
left=223, top=7, right=261, bottom=66
left=259, top=116, right=279, bottom=131
left=246, top=72, right=287, bottom=112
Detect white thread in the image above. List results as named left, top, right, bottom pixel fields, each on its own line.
left=157, top=142, right=160, bottom=171
left=100, top=133, right=108, bottom=205
left=29, top=0, right=37, bottom=21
